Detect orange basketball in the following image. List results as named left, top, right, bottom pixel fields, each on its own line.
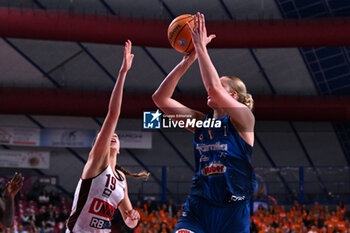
left=167, top=14, right=194, bottom=54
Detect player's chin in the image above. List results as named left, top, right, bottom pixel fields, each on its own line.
left=110, top=144, right=119, bottom=150
left=207, top=99, right=217, bottom=109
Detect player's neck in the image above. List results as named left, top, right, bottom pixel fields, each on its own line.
left=213, top=108, right=225, bottom=119
left=109, top=151, right=118, bottom=168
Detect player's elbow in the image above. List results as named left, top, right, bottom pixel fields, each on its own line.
left=152, top=92, right=166, bottom=107
left=152, top=92, right=160, bottom=104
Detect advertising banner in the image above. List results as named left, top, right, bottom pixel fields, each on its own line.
left=0, top=127, right=40, bottom=146
left=0, top=150, right=50, bottom=169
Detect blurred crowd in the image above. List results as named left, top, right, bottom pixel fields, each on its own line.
left=132, top=199, right=349, bottom=233
left=1, top=178, right=349, bottom=233
left=250, top=201, right=348, bottom=233
left=132, top=199, right=180, bottom=233
left=0, top=181, right=70, bottom=233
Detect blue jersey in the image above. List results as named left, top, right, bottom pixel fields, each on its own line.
left=190, top=114, right=257, bottom=204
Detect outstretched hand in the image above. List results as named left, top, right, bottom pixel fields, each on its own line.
left=120, top=40, right=134, bottom=73
left=6, top=172, right=24, bottom=198
left=187, top=12, right=216, bottom=50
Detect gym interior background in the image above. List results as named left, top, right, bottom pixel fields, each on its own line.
left=0, top=0, right=350, bottom=232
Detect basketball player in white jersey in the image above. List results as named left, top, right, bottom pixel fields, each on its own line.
left=66, top=40, right=149, bottom=233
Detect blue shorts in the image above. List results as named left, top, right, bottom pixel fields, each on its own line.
left=175, top=195, right=250, bottom=233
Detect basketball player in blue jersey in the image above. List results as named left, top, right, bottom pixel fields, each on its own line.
left=153, top=13, right=256, bottom=233
left=66, top=40, right=149, bottom=233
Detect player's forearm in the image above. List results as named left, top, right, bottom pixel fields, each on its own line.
left=2, top=194, right=14, bottom=227
left=153, top=59, right=192, bottom=101
left=195, top=45, right=223, bottom=96
left=108, top=69, right=127, bottom=117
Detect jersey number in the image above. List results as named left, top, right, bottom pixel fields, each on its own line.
left=105, top=174, right=116, bottom=191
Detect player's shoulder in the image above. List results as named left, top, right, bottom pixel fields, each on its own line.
left=116, top=169, right=125, bottom=176
left=115, top=169, right=126, bottom=181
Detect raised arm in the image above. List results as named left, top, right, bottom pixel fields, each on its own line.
left=82, top=41, right=134, bottom=179
left=188, top=13, right=255, bottom=138
left=0, top=173, right=23, bottom=227
left=152, top=51, right=205, bottom=133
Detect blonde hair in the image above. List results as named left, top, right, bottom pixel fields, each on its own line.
left=115, top=164, right=150, bottom=180
left=222, top=76, right=254, bottom=110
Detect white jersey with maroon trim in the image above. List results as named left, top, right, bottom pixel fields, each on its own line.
left=66, top=165, right=125, bottom=233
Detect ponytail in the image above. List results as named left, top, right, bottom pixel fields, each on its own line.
left=223, top=76, right=254, bottom=110
left=115, top=164, right=150, bottom=180
left=243, top=93, right=254, bottom=110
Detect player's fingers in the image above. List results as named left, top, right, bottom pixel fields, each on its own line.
left=16, top=175, right=24, bottom=185
left=195, top=13, right=200, bottom=31
left=127, top=40, right=132, bottom=53
left=127, top=41, right=131, bottom=54
left=186, top=22, right=193, bottom=33
left=209, top=34, right=216, bottom=41
left=128, top=40, right=132, bottom=53
left=126, top=210, right=133, bottom=217
left=124, top=42, right=128, bottom=56
left=196, top=12, right=201, bottom=32
left=192, top=16, right=196, bottom=31
left=201, top=14, right=205, bottom=32
left=186, top=22, right=195, bottom=35
left=12, top=172, right=20, bottom=183
left=132, top=211, right=139, bottom=220
left=14, top=174, right=22, bottom=183
left=131, top=212, right=136, bottom=219
left=17, top=179, right=24, bottom=188
left=127, top=210, right=137, bottom=220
